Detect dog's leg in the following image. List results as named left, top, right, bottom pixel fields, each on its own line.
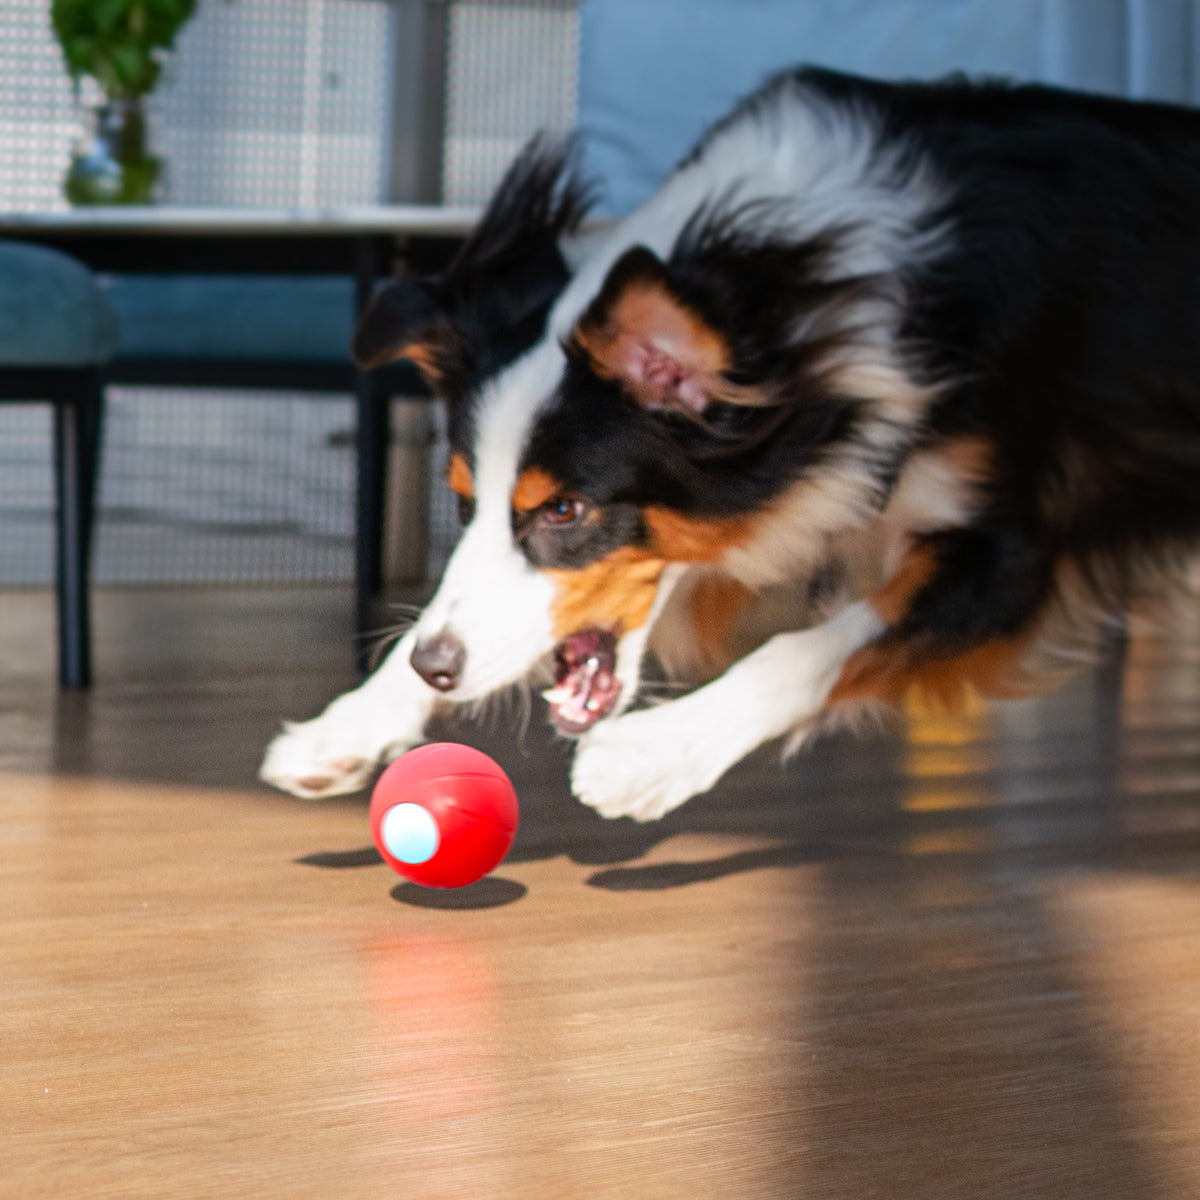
left=260, top=629, right=439, bottom=799
left=574, top=525, right=1066, bottom=821
left=571, top=601, right=883, bottom=821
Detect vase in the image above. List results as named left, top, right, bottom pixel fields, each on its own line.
left=65, top=98, right=163, bottom=206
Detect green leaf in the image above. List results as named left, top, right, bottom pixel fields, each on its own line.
left=48, top=0, right=198, bottom=98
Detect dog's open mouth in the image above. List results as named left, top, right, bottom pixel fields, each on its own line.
left=543, top=630, right=620, bottom=735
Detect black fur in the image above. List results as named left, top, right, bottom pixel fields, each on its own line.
left=355, top=66, right=1200, bottom=684
left=877, top=69, right=1200, bottom=634
left=521, top=67, right=1200, bottom=665
left=353, top=133, right=592, bottom=443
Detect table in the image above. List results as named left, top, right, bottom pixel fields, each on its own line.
left=0, top=203, right=479, bottom=382
left=0, top=202, right=478, bottom=260
left=0, top=205, right=481, bottom=645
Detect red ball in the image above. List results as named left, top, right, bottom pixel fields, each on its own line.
left=369, top=743, right=519, bottom=889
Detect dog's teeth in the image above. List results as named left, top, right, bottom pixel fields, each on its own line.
left=542, top=685, right=574, bottom=705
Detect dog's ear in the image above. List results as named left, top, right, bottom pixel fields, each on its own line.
left=352, top=135, right=591, bottom=399
left=570, top=246, right=767, bottom=416
left=351, top=276, right=449, bottom=380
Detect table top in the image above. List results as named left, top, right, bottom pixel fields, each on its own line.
left=0, top=204, right=482, bottom=237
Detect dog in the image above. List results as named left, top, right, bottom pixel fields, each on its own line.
left=261, top=67, right=1200, bottom=822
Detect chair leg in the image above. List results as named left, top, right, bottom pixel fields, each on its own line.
left=52, top=379, right=96, bottom=690
left=79, top=379, right=105, bottom=577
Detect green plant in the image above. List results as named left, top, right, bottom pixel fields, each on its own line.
left=50, top=0, right=197, bottom=100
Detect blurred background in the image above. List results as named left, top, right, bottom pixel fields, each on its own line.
left=0, top=0, right=579, bottom=598
left=1, top=0, right=1197, bottom=659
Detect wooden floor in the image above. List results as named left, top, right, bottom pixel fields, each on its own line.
left=6, top=586, right=1200, bottom=1198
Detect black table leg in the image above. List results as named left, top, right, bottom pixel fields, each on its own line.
left=355, top=368, right=389, bottom=650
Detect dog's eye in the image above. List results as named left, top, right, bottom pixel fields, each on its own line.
left=456, top=494, right=476, bottom=525
left=539, top=496, right=584, bottom=527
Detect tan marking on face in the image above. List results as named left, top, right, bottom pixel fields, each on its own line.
left=543, top=502, right=766, bottom=645
left=547, top=548, right=667, bottom=641
left=445, top=452, right=474, bottom=500
left=643, top=507, right=758, bottom=562
left=511, top=466, right=564, bottom=514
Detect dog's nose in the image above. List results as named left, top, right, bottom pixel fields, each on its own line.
left=410, top=632, right=466, bottom=692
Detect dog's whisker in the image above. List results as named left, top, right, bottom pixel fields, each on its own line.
left=386, top=603, right=424, bottom=621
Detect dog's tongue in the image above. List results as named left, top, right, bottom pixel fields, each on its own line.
left=544, top=630, right=620, bottom=734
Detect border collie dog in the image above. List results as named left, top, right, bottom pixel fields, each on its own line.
left=262, top=67, right=1200, bottom=821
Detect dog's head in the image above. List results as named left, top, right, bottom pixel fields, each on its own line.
left=363, top=163, right=928, bottom=735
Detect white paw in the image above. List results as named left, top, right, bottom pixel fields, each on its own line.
left=570, top=706, right=729, bottom=822
left=259, top=702, right=421, bottom=800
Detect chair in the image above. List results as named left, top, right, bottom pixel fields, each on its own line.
left=0, top=241, right=119, bottom=688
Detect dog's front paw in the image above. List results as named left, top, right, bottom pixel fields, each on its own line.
left=260, top=698, right=422, bottom=800
left=259, top=724, right=379, bottom=799
left=570, top=707, right=725, bottom=822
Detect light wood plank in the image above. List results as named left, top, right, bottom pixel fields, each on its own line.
left=3, top=587, right=1200, bottom=1197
